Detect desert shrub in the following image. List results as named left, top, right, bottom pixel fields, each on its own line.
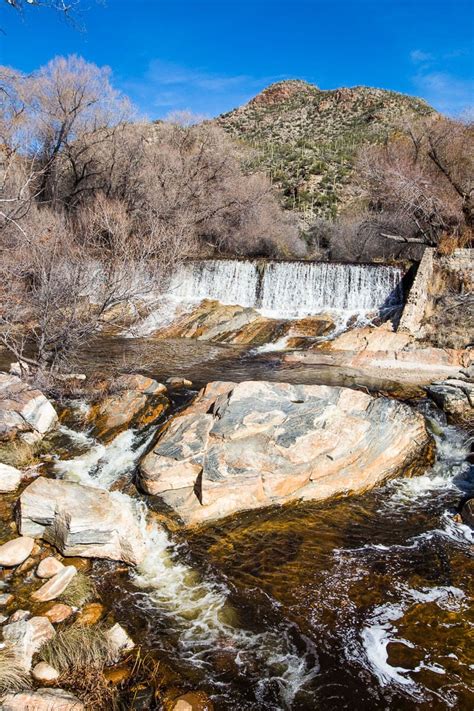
left=306, top=211, right=426, bottom=262
left=59, top=572, right=97, bottom=607
left=0, top=647, right=30, bottom=694
left=39, top=623, right=113, bottom=673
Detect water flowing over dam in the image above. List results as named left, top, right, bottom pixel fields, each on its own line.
left=167, top=259, right=405, bottom=318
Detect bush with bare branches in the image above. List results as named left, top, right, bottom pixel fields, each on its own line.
left=357, top=116, right=474, bottom=249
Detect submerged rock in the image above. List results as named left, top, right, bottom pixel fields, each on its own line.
left=19, top=478, right=146, bottom=565
left=87, top=373, right=168, bottom=440
left=139, top=380, right=432, bottom=525
left=0, top=689, right=84, bottom=711
left=44, top=603, right=73, bottom=624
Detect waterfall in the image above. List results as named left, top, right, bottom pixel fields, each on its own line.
left=168, top=260, right=259, bottom=308
left=167, top=259, right=404, bottom=318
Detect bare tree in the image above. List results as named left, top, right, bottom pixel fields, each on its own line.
left=357, top=116, right=474, bottom=248
left=0, top=56, right=304, bottom=374
left=0, top=195, right=163, bottom=372
left=3, top=0, right=81, bottom=19
left=125, top=119, right=303, bottom=258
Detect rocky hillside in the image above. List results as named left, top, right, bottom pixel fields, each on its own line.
left=216, top=80, right=435, bottom=222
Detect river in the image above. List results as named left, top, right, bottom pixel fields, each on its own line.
left=47, top=336, right=473, bottom=711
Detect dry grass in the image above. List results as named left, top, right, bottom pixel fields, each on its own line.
left=61, top=665, right=118, bottom=711
left=59, top=572, right=97, bottom=607
left=39, top=623, right=113, bottom=674
left=39, top=624, right=120, bottom=710
left=114, top=649, right=164, bottom=711
left=0, top=646, right=30, bottom=694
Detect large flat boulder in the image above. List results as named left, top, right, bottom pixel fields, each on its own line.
left=285, top=325, right=473, bottom=386
left=139, top=380, right=432, bottom=525
left=19, top=478, right=145, bottom=565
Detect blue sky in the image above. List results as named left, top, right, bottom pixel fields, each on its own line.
left=1, top=0, right=473, bottom=119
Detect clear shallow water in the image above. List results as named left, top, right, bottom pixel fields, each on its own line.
left=49, top=343, right=474, bottom=711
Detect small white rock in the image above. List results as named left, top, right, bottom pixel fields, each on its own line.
left=32, top=661, right=60, bottom=683
left=0, top=537, right=35, bottom=567
left=32, top=566, right=77, bottom=602
left=36, top=556, right=65, bottom=579
left=0, top=463, right=23, bottom=493
left=8, top=609, right=30, bottom=623
left=105, top=623, right=135, bottom=661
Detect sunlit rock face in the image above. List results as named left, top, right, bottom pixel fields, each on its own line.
left=139, top=380, right=432, bottom=525
left=0, top=373, right=58, bottom=467
left=19, top=477, right=146, bottom=564
left=152, top=299, right=335, bottom=346
left=86, top=373, right=168, bottom=441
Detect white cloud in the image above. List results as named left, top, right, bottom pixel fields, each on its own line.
left=123, top=59, right=286, bottom=118
left=413, top=70, right=474, bottom=116
left=410, top=49, right=434, bottom=64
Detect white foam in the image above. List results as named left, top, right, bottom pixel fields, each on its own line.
left=54, top=429, right=149, bottom=489
left=133, top=519, right=319, bottom=703
left=387, top=422, right=471, bottom=505
left=405, top=585, right=465, bottom=611
left=58, top=425, right=95, bottom=448
left=361, top=603, right=415, bottom=688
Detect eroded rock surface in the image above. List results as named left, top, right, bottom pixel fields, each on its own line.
left=139, top=380, right=431, bottom=525
left=0, top=373, right=57, bottom=466
left=149, top=299, right=335, bottom=347
left=285, top=324, right=472, bottom=386
left=426, top=379, right=474, bottom=426
left=19, top=478, right=145, bottom=564
left=0, top=689, right=83, bottom=711
left=87, top=373, right=168, bottom=440
left=2, top=615, right=55, bottom=670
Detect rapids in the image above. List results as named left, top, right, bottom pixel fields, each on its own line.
left=49, top=355, right=473, bottom=710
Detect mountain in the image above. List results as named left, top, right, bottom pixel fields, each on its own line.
left=216, top=80, right=436, bottom=223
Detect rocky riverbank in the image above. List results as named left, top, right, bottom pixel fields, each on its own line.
left=0, top=369, right=215, bottom=710
left=0, top=354, right=472, bottom=709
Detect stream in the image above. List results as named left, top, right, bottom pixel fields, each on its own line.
left=46, top=337, right=473, bottom=711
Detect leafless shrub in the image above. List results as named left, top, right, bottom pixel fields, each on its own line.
left=357, top=116, right=474, bottom=248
